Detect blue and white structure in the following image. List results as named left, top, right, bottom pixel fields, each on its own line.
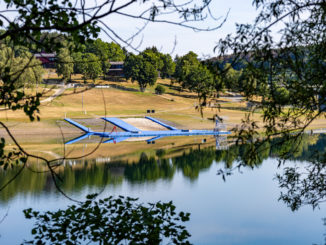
left=64, top=117, right=231, bottom=144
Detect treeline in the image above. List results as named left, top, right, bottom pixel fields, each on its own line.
left=54, top=36, right=126, bottom=82
left=0, top=31, right=292, bottom=107
left=123, top=49, right=242, bottom=109
left=0, top=30, right=244, bottom=105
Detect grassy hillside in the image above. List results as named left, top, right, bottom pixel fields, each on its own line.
left=2, top=72, right=326, bottom=138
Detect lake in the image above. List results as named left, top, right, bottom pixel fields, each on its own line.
left=0, top=135, right=325, bottom=244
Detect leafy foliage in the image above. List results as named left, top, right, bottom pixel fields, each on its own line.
left=174, top=52, right=215, bottom=111
left=74, top=53, right=103, bottom=82
left=0, top=138, right=27, bottom=171
left=174, top=52, right=200, bottom=86
left=23, top=195, right=191, bottom=245
left=57, top=47, right=74, bottom=82
left=160, top=53, right=175, bottom=78
left=123, top=53, right=158, bottom=92
left=86, top=39, right=112, bottom=73
left=277, top=158, right=326, bottom=211
left=217, top=0, right=326, bottom=139
left=0, top=44, right=43, bottom=121
left=155, top=84, right=166, bottom=94
left=107, top=42, right=125, bottom=62
left=213, top=0, right=326, bottom=203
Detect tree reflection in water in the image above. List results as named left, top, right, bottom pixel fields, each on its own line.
left=1, top=134, right=325, bottom=208
left=1, top=134, right=326, bottom=240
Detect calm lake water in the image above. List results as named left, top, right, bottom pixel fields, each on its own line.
left=0, top=135, right=325, bottom=244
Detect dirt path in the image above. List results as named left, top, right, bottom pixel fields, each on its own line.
left=41, top=84, right=72, bottom=103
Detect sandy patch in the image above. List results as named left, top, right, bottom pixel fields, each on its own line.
left=125, top=137, right=153, bottom=141
left=122, top=118, right=169, bottom=131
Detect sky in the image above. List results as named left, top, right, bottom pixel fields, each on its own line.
left=0, top=0, right=259, bottom=58
left=96, top=0, right=258, bottom=58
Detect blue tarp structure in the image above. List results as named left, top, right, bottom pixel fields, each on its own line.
left=65, top=118, right=92, bottom=132
left=102, top=117, right=140, bottom=132
left=103, top=137, right=130, bottom=144
left=145, top=116, right=177, bottom=130
left=65, top=133, right=93, bottom=145
left=64, top=117, right=230, bottom=144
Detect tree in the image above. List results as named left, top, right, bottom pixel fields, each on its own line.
left=174, top=52, right=214, bottom=110
left=107, top=42, right=125, bottom=61
left=140, top=47, right=176, bottom=79
left=0, top=44, right=44, bottom=90
left=217, top=0, right=326, bottom=134
left=187, top=65, right=214, bottom=106
left=123, top=53, right=158, bottom=92
left=222, top=63, right=242, bottom=92
left=56, top=47, right=74, bottom=83
left=174, top=51, right=200, bottom=88
left=81, top=53, right=103, bottom=82
left=142, top=47, right=164, bottom=71
left=215, top=0, right=326, bottom=210
left=161, top=53, right=175, bottom=79
left=86, top=38, right=111, bottom=73
left=203, top=59, right=225, bottom=96
left=72, top=51, right=83, bottom=74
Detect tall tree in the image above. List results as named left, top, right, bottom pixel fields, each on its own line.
left=81, top=53, right=103, bottom=82
left=72, top=51, right=83, bottom=74
left=107, top=42, right=125, bottom=61
left=86, top=38, right=111, bottom=73
left=174, top=51, right=200, bottom=88
left=174, top=52, right=215, bottom=112
left=142, top=47, right=164, bottom=71
left=217, top=0, right=326, bottom=142
left=123, top=53, right=158, bottom=92
left=186, top=64, right=214, bottom=107
left=0, top=45, right=44, bottom=89
left=160, top=53, right=175, bottom=79
left=56, top=47, right=74, bottom=83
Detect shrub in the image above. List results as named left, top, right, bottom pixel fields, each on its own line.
left=155, top=84, right=166, bottom=95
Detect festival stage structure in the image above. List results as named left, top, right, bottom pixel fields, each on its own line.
left=64, top=116, right=231, bottom=144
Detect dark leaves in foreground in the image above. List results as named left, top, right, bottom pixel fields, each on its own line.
left=277, top=158, right=326, bottom=211
left=23, top=194, right=191, bottom=245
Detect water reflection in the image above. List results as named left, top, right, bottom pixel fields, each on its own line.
left=1, top=134, right=325, bottom=204
left=0, top=134, right=326, bottom=244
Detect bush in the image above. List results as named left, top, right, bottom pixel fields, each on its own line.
left=23, top=194, right=191, bottom=245
left=155, top=84, right=166, bottom=95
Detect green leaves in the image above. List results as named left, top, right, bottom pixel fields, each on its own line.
left=23, top=195, right=191, bottom=244
left=0, top=45, right=43, bottom=121
left=0, top=137, right=27, bottom=170
left=81, top=53, right=103, bottom=82
left=123, top=53, right=158, bottom=92
left=57, top=47, right=74, bottom=83
left=174, top=51, right=215, bottom=113
left=215, top=0, right=326, bottom=171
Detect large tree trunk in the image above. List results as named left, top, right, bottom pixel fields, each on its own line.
left=139, top=84, right=146, bottom=92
